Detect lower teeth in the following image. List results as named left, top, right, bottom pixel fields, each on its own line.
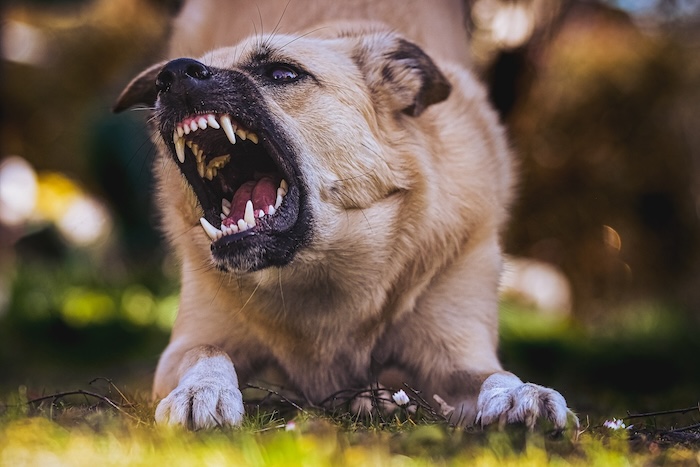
left=199, top=179, right=288, bottom=241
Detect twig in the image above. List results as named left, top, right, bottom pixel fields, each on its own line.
left=318, top=387, right=377, bottom=409
left=26, top=389, right=145, bottom=425
left=626, top=405, right=700, bottom=420
left=670, top=423, right=700, bottom=433
left=253, top=423, right=288, bottom=433
left=402, top=383, right=449, bottom=423
left=89, top=377, right=134, bottom=407
left=244, top=383, right=307, bottom=413
left=369, top=382, right=388, bottom=425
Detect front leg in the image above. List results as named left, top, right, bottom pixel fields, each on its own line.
left=476, top=372, right=578, bottom=431
left=154, top=345, right=244, bottom=429
left=381, top=235, right=577, bottom=431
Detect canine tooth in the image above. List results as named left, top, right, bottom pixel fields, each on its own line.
left=175, top=136, right=186, bottom=163
left=274, top=194, right=283, bottom=210
left=237, top=219, right=248, bottom=232
left=200, top=217, right=222, bottom=241
left=244, top=200, right=256, bottom=227
left=190, top=120, right=199, bottom=132
left=222, top=199, right=231, bottom=216
left=177, top=125, right=184, bottom=138
left=198, top=117, right=208, bottom=129
left=207, top=115, right=220, bottom=129
left=247, top=132, right=259, bottom=144
left=235, top=128, right=247, bottom=140
left=277, top=187, right=287, bottom=199
left=220, top=115, right=237, bottom=144
left=280, top=179, right=288, bottom=192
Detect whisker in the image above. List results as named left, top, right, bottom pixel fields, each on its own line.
left=268, top=0, right=292, bottom=41
left=127, top=106, right=157, bottom=113
left=275, top=27, right=329, bottom=51
left=278, top=268, right=286, bottom=315
left=210, top=271, right=226, bottom=306
left=334, top=189, right=375, bottom=235
left=231, top=277, right=262, bottom=318
left=200, top=50, right=216, bottom=67
left=334, top=167, right=378, bottom=183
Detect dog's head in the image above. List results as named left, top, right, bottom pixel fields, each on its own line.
left=115, top=27, right=451, bottom=273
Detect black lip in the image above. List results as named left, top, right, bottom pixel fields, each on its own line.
left=155, top=66, right=313, bottom=272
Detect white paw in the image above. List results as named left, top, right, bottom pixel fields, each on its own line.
left=476, top=373, right=577, bottom=431
left=155, top=355, right=244, bottom=430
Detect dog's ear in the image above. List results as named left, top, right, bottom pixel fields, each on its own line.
left=113, top=61, right=166, bottom=113
left=355, top=36, right=451, bottom=117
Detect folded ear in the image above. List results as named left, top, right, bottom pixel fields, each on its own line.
left=113, top=61, right=166, bottom=113
left=354, top=35, right=451, bottom=117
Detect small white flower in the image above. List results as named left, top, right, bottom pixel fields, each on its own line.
left=285, top=421, right=296, bottom=431
left=392, top=389, right=410, bottom=407
left=603, top=418, right=626, bottom=430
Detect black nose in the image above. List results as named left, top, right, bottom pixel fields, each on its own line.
left=155, top=58, right=212, bottom=93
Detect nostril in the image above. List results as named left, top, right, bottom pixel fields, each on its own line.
left=155, top=69, right=175, bottom=93
left=185, top=63, right=211, bottom=80
left=156, top=58, right=212, bottom=93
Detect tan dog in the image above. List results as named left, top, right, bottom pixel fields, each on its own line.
left=115, top=0, right=576, bottom=430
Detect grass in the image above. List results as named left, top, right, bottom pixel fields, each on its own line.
left=3, top=258, right=700, bottom=465
left=1, top=380, right=700, bottom=466
left=3, top=311, right=700, bottom=466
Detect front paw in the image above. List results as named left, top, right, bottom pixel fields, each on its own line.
left=155, top=354, right=244, bottom=429
left=476, top=373, right=578, bottom=431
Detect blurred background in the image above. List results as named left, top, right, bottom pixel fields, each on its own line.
left=1, top=0, right=699, bottom=416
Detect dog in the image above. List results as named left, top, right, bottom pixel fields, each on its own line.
left=114, top=0, right=577, bottom=430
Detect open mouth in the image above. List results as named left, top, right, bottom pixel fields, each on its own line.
left=166, top=110, right=303, bottom=265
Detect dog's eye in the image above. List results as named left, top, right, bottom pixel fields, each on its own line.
left=266, top=65, right=299, bottom=83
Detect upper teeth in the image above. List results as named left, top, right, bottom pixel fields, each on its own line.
left=198, top=178, right=289, bottom=242
left=172, top=113, right=260, bottom=180
left=172, top=113, right=259, bottom=165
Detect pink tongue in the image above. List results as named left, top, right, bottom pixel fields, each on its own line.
left=251, top=177, right=277, bottom=212
left=223, top=177, right=277, bottom=227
